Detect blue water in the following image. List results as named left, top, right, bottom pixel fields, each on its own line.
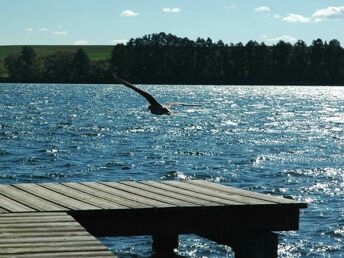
left=0, top=84, right=343, bottom=257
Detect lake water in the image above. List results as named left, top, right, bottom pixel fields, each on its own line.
left=0, top=84, right=343, bottom=257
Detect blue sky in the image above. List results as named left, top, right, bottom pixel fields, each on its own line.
left=1, top=0, right=344, bottom=46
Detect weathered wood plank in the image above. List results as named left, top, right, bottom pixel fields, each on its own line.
left=0, top=235, right=96, bottom=244
left=63, top=182, right=150, bottom=209
left=0, top=212, right=66, bottom=217
left=0, top=194, right=34, bottom=213
left=101, top=182, right=181, bottom=207
left=40, top=183, right=127, bottom=210
left=114, top=181, right=199, bottom=207
left=0, top=215, right=75, bottom=224
left=139, top=181, right=225, bottom=206
left=0, top=251, right=115, bottom=258
left=0, top=240, right=107, bottom=254
left=0, top=231, right=90, bottom=238
left=142, top=181, right=237, bottom=206
left=0, top=205, right=8, bottom=213
left=164, top=180, right=275, bottom=205
left=83, top=182, right=173, bottom=208
left=0, top=221, right=83, bottom=229
left=0, top=242, right=110, bottom=254
left=14, top=183, right=99, bottom=210
left=121, top=181, right=205, bottom=206
left=0, top=212, right=85, bottom=233
left=0, top=226, right=84, bottom=233
left=188, top=180, right=307, bottom=207
left=0, top=185, right=65, bottom=211
left=0, top=211, right=115, bottom=257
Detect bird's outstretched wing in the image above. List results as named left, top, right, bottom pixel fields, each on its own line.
left=112, top=73, right=161, bottom=106
left=163, top=102, right=201, bottom=108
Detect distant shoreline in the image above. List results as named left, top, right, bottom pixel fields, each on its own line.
left=0, top=79, right=341, bottom=87
left=2, top=33, right=344, bottom=86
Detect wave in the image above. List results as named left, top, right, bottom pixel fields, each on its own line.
left=0, top=149, right=12, bottom=156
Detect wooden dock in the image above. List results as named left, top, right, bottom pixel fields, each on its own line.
left=0, top=180, right=307, bottom=258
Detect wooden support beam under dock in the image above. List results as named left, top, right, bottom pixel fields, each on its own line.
left=0, top=180, right=307, bottom=257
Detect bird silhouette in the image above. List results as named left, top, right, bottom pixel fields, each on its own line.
left=113, top=73, right=200, bottom=115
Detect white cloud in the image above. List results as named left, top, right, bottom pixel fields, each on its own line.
left=262, top=35, right=298, bottom=44
left=312, top=6, right=344, bottom=20
left=74, top=39, right=89, bottom=45
left=280, top=6, right=344, bottom=24
left=254, top=6, right=271, bottom=12
left=162, top=7, right=181, bottom=13
left=53, top=31, right=67, bottom=36
left=25, top=27, right=49, bottom=32
left=120, top=10, right=139, bottom=17
left=282, top=13, right=312, bottom=23
left=110, top=39, right=128, bottom=45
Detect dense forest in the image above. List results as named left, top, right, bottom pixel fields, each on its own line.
left=2, top=32, right=344, bottom=85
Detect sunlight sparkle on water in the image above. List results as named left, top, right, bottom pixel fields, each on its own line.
left=1, top=84, right=344, bottom=257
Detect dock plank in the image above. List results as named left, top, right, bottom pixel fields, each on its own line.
left=0, top=226, right=85, bottom=233
left=0, top=212, right=114, bottom=257
left=83, top=182, right=174, bottom=208
left=40, top=183, right=127, bottom=210
left=164, top=180, right=275, bottom=205
left=142, top=181, right=238, bottom=206
left=63, top=182, right=150, bottom=209
left=101, top=182, right=179, bottom=207
left=0, top=215, right=75, bottom=224
left=120, top=181, right=206, bottom=207
left=0, top=221, right=81, bottom=229
left=0, top=242, right=110, bottom=254
left=188, top=180, right=307, bottom=207
left=139, top=181, right=228, bottom=206
left=0, top=194, right=34, bottom=213
left=0, top=212, right=68, bottom=217
left=0, top=231, right=91, bottom=238
left=14, top=183, right=99, bottom=210
left=0, top=251, right=115, bottom=258
left=0, top=185, right=65, bottom=211
left=113, top=181, right=199, bottom=207
left=0, top=235, right=96, bottom=244
left=0, top=206, right=8, bottom=214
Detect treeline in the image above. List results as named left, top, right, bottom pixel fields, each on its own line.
left=4, top=47, right=109, bottom=83
left=3, top=32, right=344, bottom=85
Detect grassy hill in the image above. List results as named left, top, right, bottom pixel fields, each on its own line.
left=0, top=45, right=114, bottom=77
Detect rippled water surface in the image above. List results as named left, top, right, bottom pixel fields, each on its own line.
left=0, top=84, right=343, bottom=257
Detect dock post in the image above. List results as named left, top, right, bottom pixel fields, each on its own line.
left=230, top=232, right=278, bottom=258
left=199, top=231, right=278, bottom=258
left=152, top=234, right=178, bottom=256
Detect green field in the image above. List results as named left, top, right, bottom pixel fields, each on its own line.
left=0, top=45, right=114, bottom=77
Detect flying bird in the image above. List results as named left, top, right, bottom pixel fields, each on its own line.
left=113, top=73, right=200, bottom=115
